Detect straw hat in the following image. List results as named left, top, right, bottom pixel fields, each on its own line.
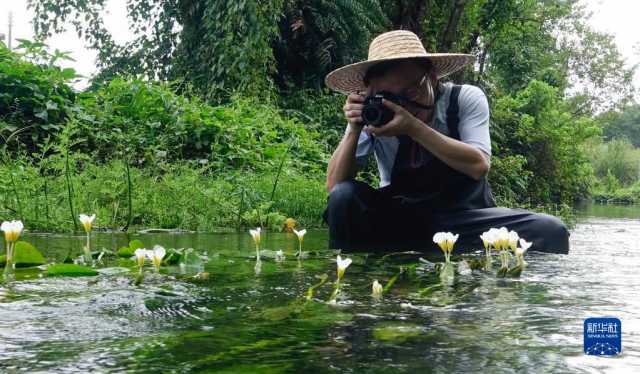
left=325, top=30, right=475, bottom=95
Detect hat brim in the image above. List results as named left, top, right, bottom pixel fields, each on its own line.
left=324, top=54, right=475, bottom=95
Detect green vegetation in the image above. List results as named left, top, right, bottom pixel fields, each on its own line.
left=1, top=1, right=638, bottom=232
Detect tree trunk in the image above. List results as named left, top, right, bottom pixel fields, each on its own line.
left=439, top=0, right=467, bottom=52
left=392, top=0, right=428, bottom=38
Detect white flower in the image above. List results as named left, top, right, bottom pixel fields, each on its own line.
left=78, top=214, right=96, bottom=233
left=515, top=238, right=532, bottom=267
left=372, top=280, right=383, bottom=297
left=293, top=228, right=306, bottom=242
left=134, top=248, right=147, bottom=268
left=479, top=230, right=496, bottom=250
left=508, top=230, right=520, bottom=251
left=145, top=245, right=166, bottom=270
left=494, top=227, right=510, bottom=251
left=336, top=255, right=352, bottom=280
left=433, top=232, right=459, bottom=262
left=433, top=232, right=459, bottom=252
left=249, top=227, right=261, bottom=248
left=1, top=220, right=23, bottom=243
left=275, top=250, right=285, bottom=262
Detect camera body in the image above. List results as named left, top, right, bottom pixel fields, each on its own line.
left=361, top=91, right=407, bottom=127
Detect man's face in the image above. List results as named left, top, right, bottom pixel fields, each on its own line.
left=366, top=62, right=431, bottom=115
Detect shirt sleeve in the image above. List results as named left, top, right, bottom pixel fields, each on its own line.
left=344, top=124, right=374, bottom=168
left=457, top=85, right=492, bottom=157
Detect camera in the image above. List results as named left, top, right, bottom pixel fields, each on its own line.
left=361, top=91, right=407, bottom=127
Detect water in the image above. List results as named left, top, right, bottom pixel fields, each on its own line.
left=0, top=203, right=639, bottom=373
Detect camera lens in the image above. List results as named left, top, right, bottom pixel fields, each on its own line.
left=362, top=105, right=382, bottom=126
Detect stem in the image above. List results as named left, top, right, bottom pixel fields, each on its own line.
left=329, top=279, right=341, bottom=303
left=65, top=150, right=77, bottom=231
left=4, top=242, right=15, bottom=281
left=123, top=159, right=133, bottom=232
left=297, top=240, right=302, bottom=258
left=255, top=244, right=260, bottom=261
left=84, top=232, right=92, bottom=265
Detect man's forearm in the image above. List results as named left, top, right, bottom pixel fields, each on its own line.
left=326, top=127, right=361, bottom=192
left=407, top=122, right=490, bottom=180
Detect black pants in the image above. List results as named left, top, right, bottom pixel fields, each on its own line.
left=322, top=180, right=570, bottom=254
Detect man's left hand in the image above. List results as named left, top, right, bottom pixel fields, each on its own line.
left=364, top=99, right=422, bottom=138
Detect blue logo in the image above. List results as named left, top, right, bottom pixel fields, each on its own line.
left=584, top=317, right=621, bottom=356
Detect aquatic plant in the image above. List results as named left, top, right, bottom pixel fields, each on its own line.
left=78, top=213, right=96, bottom=264
left=432, top=232, right=458, bottom=263
left=372, top=280, right=383, bottom=299
left=515, top=238, right=532, bottom=267
left=249, top=227, right=261, bottom=261
left=1, top=220, right=24, bottom=280
left=134, top=248, right=146, bottom=272
left=293, top=228, right=306, bottom=258
left=145, top=245, right=166, bottom=272
left=275, top=250, right=285, bottom=262
left=480, top=229, right=498, bottom=268
left=329, top=255, right=352, bottom=303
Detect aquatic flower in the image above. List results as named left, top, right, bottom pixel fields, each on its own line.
left=78, top=214, right=96, bottom=233
left=372, top=280, right=383, bottom=298
left=507, top=230, right=519, bottom=252
left=275, top=249, right=285, bottom=262
left=515, top=238, right=532, bottom=267
left=249, top=227, right=261, bottom=261
left=432, top=232, right=459, bottom=263
left=480, top=228, right=498, bottom=264
left=293, top=228, right=306, bottom=258
left=1, top=220, right=23, bottom=243
left=145, top=245, right=166, bottom=272
left=134, top=248, right=147, bottom=268
left=1, top=220, right=23, bottom=280
left=336, top=255, right=352, bottom=281
left=329, top=255, right=353, bottom=303
left=78, top=214, right=96, bottom=265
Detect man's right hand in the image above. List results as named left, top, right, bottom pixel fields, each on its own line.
left=343, top=93, right=365, bottom=132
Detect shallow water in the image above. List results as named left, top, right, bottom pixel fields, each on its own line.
left=0, top=203, right=639, bottom=373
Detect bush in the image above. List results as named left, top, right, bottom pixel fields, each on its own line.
left=587, top=137, right=640, bottom=186
left=0, top=42, right=76, bottom=152
left=72, top=78, right=327, bottom=173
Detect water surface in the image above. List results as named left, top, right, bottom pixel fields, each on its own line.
left=0, top=203, right=638, bottom=373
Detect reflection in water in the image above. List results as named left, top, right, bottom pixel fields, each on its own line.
left=0, top=204, right=639, bottom=372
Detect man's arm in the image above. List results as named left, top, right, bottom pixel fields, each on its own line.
left=326, top=126, right=362, bottom=193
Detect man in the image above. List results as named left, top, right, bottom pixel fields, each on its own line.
left=322, top=30, right=570, bottom=254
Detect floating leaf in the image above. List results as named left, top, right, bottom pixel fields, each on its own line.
left=47, top=263, right=98, bottom=277
left=0, top=241, right=46, bottom=268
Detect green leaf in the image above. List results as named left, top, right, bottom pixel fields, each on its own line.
left=117, top=246, right=135, bottom=258
left=0, top=241, right=46, bottom=268
left=47, top=264, right=98, bottom=277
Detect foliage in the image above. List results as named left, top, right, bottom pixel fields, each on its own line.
left=597, top=104, right=640, bottom=147
left=0, top=155, right=327, bottom=232
left=72, top=78, right=326, bottom=172
left=490, top=80, right=600, bottom=204
left=586, top=137, right=640, bottom=186
left=0, top=41, right=76, bottom=152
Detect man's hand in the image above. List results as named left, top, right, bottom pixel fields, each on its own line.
left=364, top=99, right=421, bottom=137
left=343, top=93, right=366, bottom=133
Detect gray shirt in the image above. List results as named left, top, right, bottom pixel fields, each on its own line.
left=349, top=82, right=491, bottom=187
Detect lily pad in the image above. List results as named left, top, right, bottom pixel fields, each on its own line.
left=0, top=241, right=46, bottom=268
left=117, top=239, right=146, bottom=258
left=373, top=322, right=423, bottom=343
left=46, top=263, right=99, bottom=277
